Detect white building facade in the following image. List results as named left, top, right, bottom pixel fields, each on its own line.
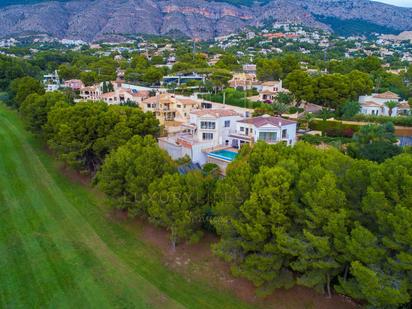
left=159, top=111, right=297, bottom=166
left=230, top=115, right=297, bottom=149
left=159, top=109, right=243, bottom=165
left=359, top=91, right=402, bottom=116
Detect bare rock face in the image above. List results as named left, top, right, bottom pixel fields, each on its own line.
left=0, top=0, right=411, bottom=41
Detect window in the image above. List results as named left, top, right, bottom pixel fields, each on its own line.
left=250, top=128, right=253, bottom=133
left=224, top=120, right=230, bottom=127
left=202, top=133, right=213, bottom=140
left=177, top=104, right=182, bottom=108
left=240, top=126, right=244, bottom=132
left=282, top=129, right=287, bottom=139
left=201, top=121, right=216, bottom=129
left=259, top=132, right=277, bottom=142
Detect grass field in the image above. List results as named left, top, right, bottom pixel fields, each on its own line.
left=0, top=103, right=252, bottom=309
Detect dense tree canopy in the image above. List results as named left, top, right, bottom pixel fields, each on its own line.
left=8, top=76, right=44, bottom=108
left=20, top=91, right=70, bottom=133
left=46, top=101, right=160, bottom=172
left=212, top=141, right=412, bottom=307
left=96, top=135, right=175, bottom=213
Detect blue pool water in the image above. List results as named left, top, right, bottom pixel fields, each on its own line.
left=209, top=149, right=238, bottom=162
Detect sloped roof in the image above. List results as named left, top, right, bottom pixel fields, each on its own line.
left=362, top=101, right=382, bottom=107
left=261, top=81, right=282, bottom=86
left=143, top=93, right=174, bottom=104
left=303, top=103, right=323, bottom=113
left=177, top=98, right=199, bottom=105
left=100, top=92, right=115, bottom=98
left=398, top=101, right=411, bottom=109
left=191, top=109, right=240, bottom=117
left=237, top=115, right=296, bottom=127
left=372, top=91, right=400, bottom=100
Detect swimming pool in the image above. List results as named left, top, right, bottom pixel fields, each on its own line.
left=208, top=149, right=238, bottom=162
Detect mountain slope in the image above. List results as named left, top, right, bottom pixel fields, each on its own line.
left=0, top=0, right=410, bottom=41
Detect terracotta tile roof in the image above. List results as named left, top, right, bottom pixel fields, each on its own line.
left=237, top=115, right=297, bottom=127
left=177, top=98, right=199, bottom=105
left=65, top=79, right=83, bottom=83
left=191, top=109, right=240, bottom=117
left=398, top=101, right=411, bottom=109
left=303, top=103, right=323, bottom=113
left=372, top=91, right=400, bottom=100
left=362, top=101, right=382, bottom=107
left=260, top=90, right=277, bottom=95
left=143, top=94, right=173, bottom=104
left=81, top=86, right=98, bottom=91
left=100, top=92, right=115, bottom=98
left=261, top=81, right=281, bottom=86
left=128, top=90, right=149, bottom=97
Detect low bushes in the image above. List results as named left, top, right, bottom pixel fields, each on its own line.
left=309, top=119, right=361, bottom=137
left=299, top=134, right=352, bottom=145
left=351, top=114, right=412, bottom=127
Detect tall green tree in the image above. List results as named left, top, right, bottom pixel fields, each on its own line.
left=9, top=76, right=44, bottom=108
left=97, top=135, right=175, bottom=213
left=147, top=171, right=213, bottom=249
left=20, top=91, right=69, bottom=133
left=256, top=58, right=283, bottom=81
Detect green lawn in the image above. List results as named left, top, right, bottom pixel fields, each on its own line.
left=0, top=103, right=252, bottom=308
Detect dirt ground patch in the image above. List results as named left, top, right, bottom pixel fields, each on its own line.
left=115, top=212, right=357, bottom=309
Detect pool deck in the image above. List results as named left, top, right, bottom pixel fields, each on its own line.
left=207, top=148, right=239, bottom=163
left=201, top=145, right=239, bottom=154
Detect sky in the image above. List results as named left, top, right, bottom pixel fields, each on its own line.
left=375, top=0, right=412, bottom=7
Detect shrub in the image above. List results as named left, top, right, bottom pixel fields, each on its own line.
left=309, top=119, right=361, bottom=137
left=351, top=114, right=412, bottom=127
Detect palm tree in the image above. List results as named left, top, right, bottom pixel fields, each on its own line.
left=303, top=112, right=314, bottom=130
left=385, top=100, right=398, bottom=117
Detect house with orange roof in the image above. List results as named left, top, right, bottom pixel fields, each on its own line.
left=79, top=85, right=101, bottom=101
left=99, top=88, right=150, bottom=105
left=229, top=73, right=257, bottom=90
left=141, top=93, right=200, bottom=126
left=258, top=80, right=286, bottom=103
left=64, top=79, right=84, bottom=91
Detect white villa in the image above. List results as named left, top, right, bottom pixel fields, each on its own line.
left=158, top=109, right=242, bottom=165
left=359, top=91, right=410, bottom=116
left=159, top=110, right=297, bottom=173
left=230, top=115, right=297, bottom=148
left=43, top=71, right=61, bottom=92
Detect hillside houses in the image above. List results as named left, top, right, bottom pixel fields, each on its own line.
left=78, top=81, right=151, bottom=105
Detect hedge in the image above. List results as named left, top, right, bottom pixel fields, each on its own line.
left=309, top=119, right=361, bottom=137
left=300, top=134, right=352, bottom=145
left=351, top=114, right=412, bottom=127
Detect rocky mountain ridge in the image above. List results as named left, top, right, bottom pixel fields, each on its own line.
left=0, top=0, right=411, bottom=41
